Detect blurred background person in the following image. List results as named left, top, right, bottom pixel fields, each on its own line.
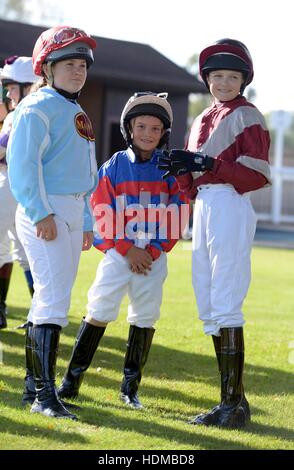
left=0, top=56, right=38, bottom=329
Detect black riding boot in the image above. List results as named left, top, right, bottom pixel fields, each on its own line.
left=0, top=263, right=13, bottom=329
left=212, top=335, right=221, bottom=372
left=30, top=324, right=77, bottom=420
left=58, top=319, right=106, bottom=399
left=22, top=322, right=80, bottom=410
left=120, top=325, right=154, bottom=409
left=191, top=327, right=250, bottom=428
left=21, top=322, right=35, bottom=405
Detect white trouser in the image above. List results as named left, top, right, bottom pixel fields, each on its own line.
left=192, top=184, right=257, bottom=336
left=0, top=232, right=13, bottom=267
left=0, top=166, right=17, bottom=267
left=0, top=229, right=31, bottom=271
left=15, top=194, right=85, bottom=327
left=87, top=248, right=168, bottom=328
left=0, top=166, right=17, bottom=235
left=0, top=166, right=29, bottom=270
left=8, top=227, right=30, bottom=271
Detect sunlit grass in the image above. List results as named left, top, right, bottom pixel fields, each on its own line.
left=0, top=243, right=293, bottom=450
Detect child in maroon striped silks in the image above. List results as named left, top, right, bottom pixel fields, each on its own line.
left=158, top=39, right=271, bottom=428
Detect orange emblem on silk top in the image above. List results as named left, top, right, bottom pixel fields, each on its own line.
left=75, top=112, right=95, bottom=141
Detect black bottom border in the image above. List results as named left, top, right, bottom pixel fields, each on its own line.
left=0, top=450, right=293, bottom=466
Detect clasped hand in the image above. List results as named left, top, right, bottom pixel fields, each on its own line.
left=126, top=246, right=153, bottom=275
left=157, top=149, right=214, bottom=179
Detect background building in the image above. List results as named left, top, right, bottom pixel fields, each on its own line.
left=2, top=19, right=294, bottom=236
left=0, top=19, right=206, bottom=165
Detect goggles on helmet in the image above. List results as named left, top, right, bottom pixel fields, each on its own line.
left=32, top=25, right=96, bottom=76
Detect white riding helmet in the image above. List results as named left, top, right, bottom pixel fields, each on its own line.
left=120, top=92, right=173, bottom=149
left=0, top=56, right=38, bottom=85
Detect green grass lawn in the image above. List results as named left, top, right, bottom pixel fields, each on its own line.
left=0, top=242, right=293, bottom=450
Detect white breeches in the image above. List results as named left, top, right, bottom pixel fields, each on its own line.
left=87, top=248, right=168, bottom=328
left=15, top=195, right=85, bottom=327
left=192, top=184, right=257, bottom=336
left=0, top=166, right=17, bottom=267
left=0, top=167, right=29, bottom=270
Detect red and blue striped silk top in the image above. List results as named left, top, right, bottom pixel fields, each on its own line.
left=91, top=148, right=189, bottom=260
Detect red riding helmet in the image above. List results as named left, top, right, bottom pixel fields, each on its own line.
left=32, top=26, right=97, bottom=76
left=199, top=38, right=254, bottom=94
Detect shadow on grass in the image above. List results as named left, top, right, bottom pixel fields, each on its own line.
left=1, top=307, right=294, bottom=449
left=1, top=384, right=293, bottom=450
left=0, top=415, right=87, bottom=445
left=1, top=313, right=293, bottom=397
left=0, top=396, right=255, bottom=451
left=1, top=304, right=29, bottom=328
left=78, top=405, right=253, bottom=450
left=247, top=422, right=294, bottom=442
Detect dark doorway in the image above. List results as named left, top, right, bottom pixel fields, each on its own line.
left=109, top=122, right=126, bottom=157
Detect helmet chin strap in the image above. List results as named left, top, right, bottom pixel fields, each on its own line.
left=43, top=62, right=54, bottom=87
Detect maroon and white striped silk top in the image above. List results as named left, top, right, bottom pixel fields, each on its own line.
left=176, top=96, right=271, bottom=199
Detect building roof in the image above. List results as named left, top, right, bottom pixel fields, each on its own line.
left=0, top=19, right=206, bottom=93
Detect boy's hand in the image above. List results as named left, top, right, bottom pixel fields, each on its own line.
left=126, top=246, right=153, bottom=275
left=36, top=214, right=57, bottom=241
left=157, top=149, right=214, bottom=178
left=82, top=231, right=94, bottom=251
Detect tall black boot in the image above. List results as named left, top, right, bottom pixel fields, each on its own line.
left=22, top=322, right=80, bottom=410
left=212, top=335, right=221, bottom=372
left=58, top=319, right=106, bottom=399
left=30, top=324, right=77, bottom=420
left=120, top=325, right=155, bottom=409
left=212, top=334, right=229, bottom=404
left=21, top=322, right=35, bottom=405
left=0, top=263, right=13, bottom=329
left=190, top=327, right=250, bottom=428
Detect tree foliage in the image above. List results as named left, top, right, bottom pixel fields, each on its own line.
left=0, top=0, right=62, bottom=23
left=0, top=0, right=29, bottom=19
left=185, top=52, right=258, bottom=123
left=185, top=53, right=210, bottom=123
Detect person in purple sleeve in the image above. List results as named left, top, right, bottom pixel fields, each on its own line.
left=0, top=56, right=38, bottom=329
